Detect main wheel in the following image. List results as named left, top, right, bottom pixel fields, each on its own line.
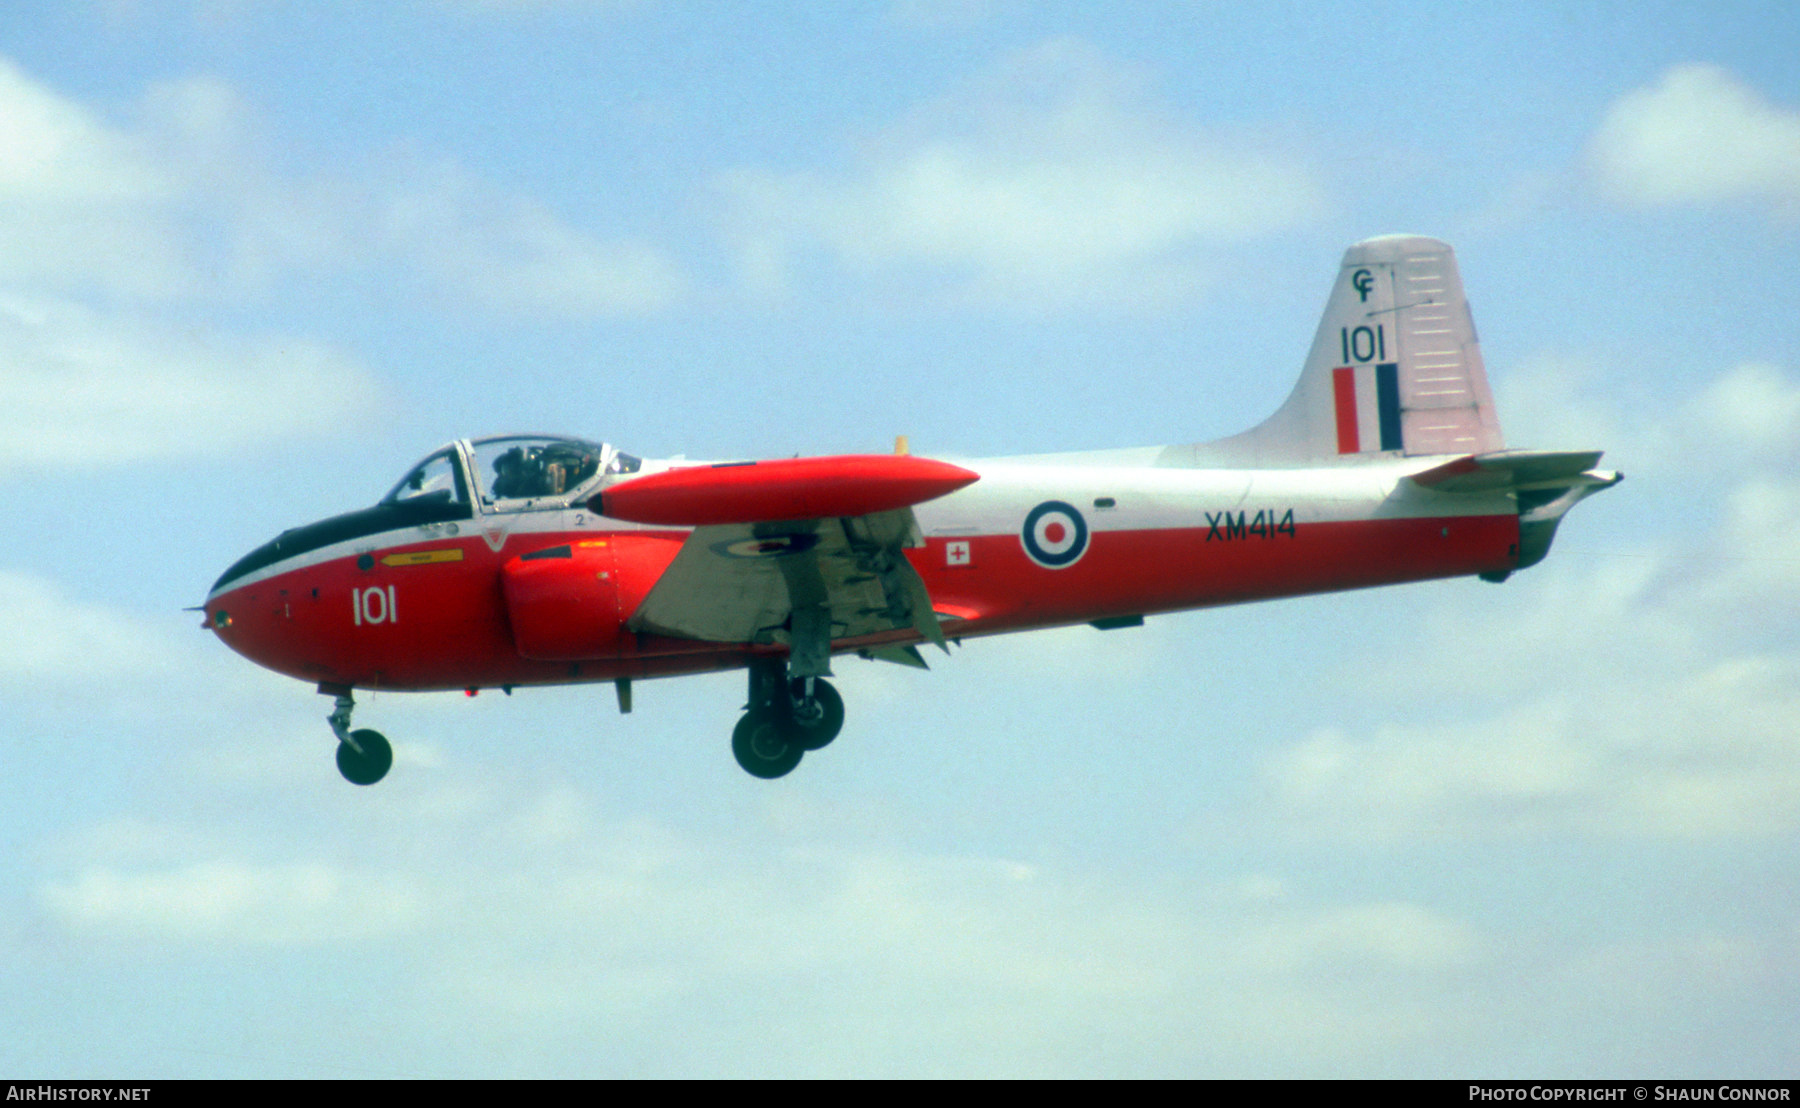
left=783, top=677, right=845, bottom=751
left=732, top=712, right=803, bottom=779
left=336, top=728, right=393, bottom=786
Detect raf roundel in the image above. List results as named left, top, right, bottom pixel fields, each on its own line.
left=1020, top=500, right=1089, bottom=568
left=710, top=533, right=821, bottom=559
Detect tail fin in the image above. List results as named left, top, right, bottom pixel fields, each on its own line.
left=1175, top=235, right=1505, bottom=466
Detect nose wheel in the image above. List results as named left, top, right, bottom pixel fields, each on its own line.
left=335, top=729, right=393, bottom=785
left=326, top=690, right=393, bottom=786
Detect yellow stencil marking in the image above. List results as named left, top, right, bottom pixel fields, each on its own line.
left=381, top=548, right=465, bottom=567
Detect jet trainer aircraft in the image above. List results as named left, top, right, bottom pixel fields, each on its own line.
left=204, top=235, right=1619, bottom=785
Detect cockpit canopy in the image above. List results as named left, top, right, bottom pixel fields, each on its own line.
left=213, top=435, right=645, bottom=595
left=382, top=435, right=641, bottom=513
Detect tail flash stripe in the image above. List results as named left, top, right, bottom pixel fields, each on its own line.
left=1332, top=367, right=1360, bottom=454
left=1376, top=363, right=1403, bottom=452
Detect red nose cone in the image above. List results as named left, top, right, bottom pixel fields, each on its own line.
left=594, top=454, right=980, bottom=526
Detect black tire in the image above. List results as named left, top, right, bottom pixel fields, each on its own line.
left=783, top=677, right=845, bottom=751
left=732, top=712, right=803, bottom=779
left=336, top=728, right=393, bottom=786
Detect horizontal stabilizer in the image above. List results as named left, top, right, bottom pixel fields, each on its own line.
left=593, top=455, right=979, bottom=526
left=1410, top=449, right=1616, bottom=494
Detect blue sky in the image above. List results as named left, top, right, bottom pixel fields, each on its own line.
left=3, top=0, right=1799, bottom=1078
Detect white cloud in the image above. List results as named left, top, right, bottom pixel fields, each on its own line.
left=40, top=860, right=425, bottom=946
left=374, top=159, right=686, bottom=318
left=0, top=55, right=684, bottom=317
left=1697, top=362, right=1800, bottom=456
left=0, top=292, right=381, bottom=474
left=1241, top=901, right=1482, bottom=974
left=1266, top=649, right=1800, bottom=842
left=0, top=57, right=173, bottom=205
left=0, top=571, right=180, bottom=685
left=1680, top=474, right=1800, bottom=638
left=0, top=60, right=197, bottom=300
left=1588, top=63, right=1800, bottom=214
left=1501, top=356, right=1800, bottom=478
left=17, top=635, right=1791, bottom=1076
left=31, top=780, right=1486, bottom=1074
left=1494, top=353, right=1642, bottom=466
left=720, top=38, right=1326, bottom=309
left=419, top=851, right=1478, bottom=1074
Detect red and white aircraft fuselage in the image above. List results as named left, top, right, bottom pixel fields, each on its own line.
left=204, top=236, right=1619, bottom=783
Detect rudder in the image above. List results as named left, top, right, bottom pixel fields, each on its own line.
left=1178, top=235, right=1505, bottom=466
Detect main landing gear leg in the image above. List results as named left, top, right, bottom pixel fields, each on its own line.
left=324, top=688, right=393, bottom=786
left=730, top=657, right=846, bottom=779
left=785, top=674, right=845, bottom=752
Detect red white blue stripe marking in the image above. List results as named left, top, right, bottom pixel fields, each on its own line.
left=1333, top=363, right=1404, bottom=454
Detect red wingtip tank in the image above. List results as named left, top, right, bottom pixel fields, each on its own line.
left=591, top=454, right=980, bottom=526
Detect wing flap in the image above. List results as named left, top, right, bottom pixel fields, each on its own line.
left=859, top=645, right=931, bottom=669
left=627, top=507, right=943, bottom=668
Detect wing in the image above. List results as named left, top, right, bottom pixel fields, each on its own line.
left=594, top=454, right=979, bottom=677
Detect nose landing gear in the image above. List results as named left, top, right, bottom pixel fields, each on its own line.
left=731, top=658, right=845, bottom=779
left=325, top=689, right=392, bottom=786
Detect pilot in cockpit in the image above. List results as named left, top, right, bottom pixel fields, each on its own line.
left=490, top=442, right=601, bottom=501
left=491, top=447, right=532, bottom=499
